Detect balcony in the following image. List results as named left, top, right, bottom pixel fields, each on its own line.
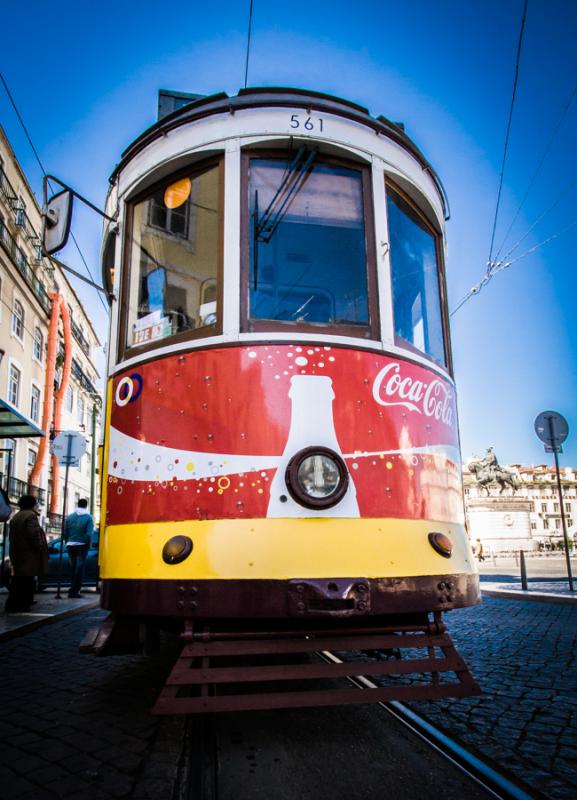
left=71, top=358, right=98, bottom=395
left=70, top=318, right=91, bottom=357
left=0, top=220, right=52, bottom=316
left=0, top=474, right=46, bottom=506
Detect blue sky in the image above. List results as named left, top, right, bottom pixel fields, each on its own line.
left=2, top=0, right=576, bottom=466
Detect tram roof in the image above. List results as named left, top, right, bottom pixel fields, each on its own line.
left=111, top=87, right=449, bottom=218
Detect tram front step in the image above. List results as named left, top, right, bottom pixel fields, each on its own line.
left=152, top=623, right=481, bottom=714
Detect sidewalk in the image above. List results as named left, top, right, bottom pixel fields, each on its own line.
left=0, top=587, right=100, bottom=640
left=481, top=580, right=577, bottom=603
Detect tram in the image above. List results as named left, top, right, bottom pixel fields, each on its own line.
left=53, top=88, right=481, bottom=712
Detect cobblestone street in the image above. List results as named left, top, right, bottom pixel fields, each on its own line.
left=1, top=592, right=576, bottom=798
left=410, top=595, right=577, bottom=800
left=0, top=609, right=185, bottom=799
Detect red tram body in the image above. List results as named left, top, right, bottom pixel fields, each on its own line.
left=85, top=88, right=480, bottom=710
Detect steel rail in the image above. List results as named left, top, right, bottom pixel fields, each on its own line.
left=318, top=650, right=535, bottom=800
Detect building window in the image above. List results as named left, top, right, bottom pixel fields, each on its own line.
left=1, top=439, right=16, bottom=474
left=566, top=503, right=571, bottom=513
left=555, top=518, right=561, bottom=529
left=529, top=502, right=534, bottom=512
left=543, top=519, right=550, bottom=530
left=15, top=197, right=26, bottom=227
left=531, top=523, right=537, bottom=530
left=33, top=327, right=43, bottom=361
left=554, top=502, right=559, bottom=512
left=11, top=299, right=24, bottom=340
left=77, top=394, right=85, bottom=427
left=27, top=448, right=37, bottom=476
left=148, top=189, right=190, bottom=238
left=66, top=385, right=74, bottom=413
left=568, top=519, right=573, bottom=528
left=8, top=364, right=21, bottom=406
left=30, top=384, right=41, bottom=422
left=541, top=503, right=547, bottom=513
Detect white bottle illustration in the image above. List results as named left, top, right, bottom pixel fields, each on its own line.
left=267, top=374, right=360, bottom=518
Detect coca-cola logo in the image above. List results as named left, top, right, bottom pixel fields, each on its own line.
left=372, top=362, right=454, bottom=427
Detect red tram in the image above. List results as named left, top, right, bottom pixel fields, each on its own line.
left=73, top=88, right=480, bottom=711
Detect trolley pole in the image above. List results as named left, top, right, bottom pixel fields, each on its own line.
left=549, top=417, right=574, bottom=592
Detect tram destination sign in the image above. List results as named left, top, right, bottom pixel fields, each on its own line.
left=534, top=410, right=569, bottom=453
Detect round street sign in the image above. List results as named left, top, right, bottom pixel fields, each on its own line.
left=534, top=411, right=569, bottom=447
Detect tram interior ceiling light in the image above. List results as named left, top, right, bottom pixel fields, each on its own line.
left=285, top=447, right=349, bottom=509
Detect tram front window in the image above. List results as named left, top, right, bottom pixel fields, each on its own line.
left=386, top=186, right=446, bottom=366
left=246, top=156, right=374, bottom=335
left=124, top=161, right=221, bottom=351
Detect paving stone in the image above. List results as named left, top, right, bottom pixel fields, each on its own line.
left=407, top=595, right=577, bottom=800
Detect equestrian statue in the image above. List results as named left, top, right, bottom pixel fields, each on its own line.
left=468, top=447, right=519, bottom=496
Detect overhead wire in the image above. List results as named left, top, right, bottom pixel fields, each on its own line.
left=493, top=80, right=577, bottom=262
left=0, top=70, right=109, bottom=315
left=244, top=0, right=254, bottom=89
left=486, top=0, right=528, bottom=270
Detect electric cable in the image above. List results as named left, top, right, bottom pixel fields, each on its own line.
left=244, top=0, right=254, bottom=89
left=450, top=214, right=577, bottom=317
left=0, top=70, right=109, bottom=314
left=498, top=171, right=577, bottom=263
left=494, top=80, right=577, bottom=262
left=487, top=0, right=528, bottom=270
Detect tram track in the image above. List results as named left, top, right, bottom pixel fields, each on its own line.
left=173, top=650, right=535, bottom=800
left=318, top=651, right=535, bottom=800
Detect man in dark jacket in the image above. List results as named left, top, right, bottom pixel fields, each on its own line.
left=5, top=494, right=48, bottom=613
left=63, top=498, right=94, bottom=597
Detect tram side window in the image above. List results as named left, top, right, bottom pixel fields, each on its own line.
left=124, top=162, right=221, bottom=351
left=246, top=156, right=374, bottom=336
left=386, top=187, right=446, bottom=366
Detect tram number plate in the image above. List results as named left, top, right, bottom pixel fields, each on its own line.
left=290, top=114, right=324, bottom=132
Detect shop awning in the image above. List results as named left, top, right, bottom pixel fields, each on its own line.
left=0, top=399, right=45, bottom=438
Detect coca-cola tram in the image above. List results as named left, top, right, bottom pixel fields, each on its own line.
left=90, top=88, right=481, bottom=712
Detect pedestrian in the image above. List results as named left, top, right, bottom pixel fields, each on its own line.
left=476, top=538, right=485, bottom=562
left=63, top=498, right=94, bottom=598
left=4, top=494, right=48, bottom=613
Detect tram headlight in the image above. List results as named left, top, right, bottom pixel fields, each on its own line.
left=285, top=447, right=349, bottom=509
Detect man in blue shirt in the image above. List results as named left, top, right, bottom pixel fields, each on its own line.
left=63, top=498, right=94, bottom=598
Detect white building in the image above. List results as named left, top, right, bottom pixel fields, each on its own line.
left=463, top=463, right=576, bottom=553
left=0, top=124, right=102, bottom=533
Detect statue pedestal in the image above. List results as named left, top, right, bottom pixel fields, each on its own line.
left=467, top=497, right=535, bottom=555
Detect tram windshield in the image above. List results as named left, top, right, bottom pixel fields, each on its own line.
left=386, top=187, right=446, bottom=366
left=124, top=162, right=221, bottom=351
left=247, top=157, right=372, bottom=334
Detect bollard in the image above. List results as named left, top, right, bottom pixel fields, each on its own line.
left=520, top=549, right=528, bottom=591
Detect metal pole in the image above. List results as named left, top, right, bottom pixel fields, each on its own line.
left=548, top=416, right=574, bottom=592
left=519, top=549, right=528, bottom=591
left=55, top=434, right=73, bottom=599
left=90, top=401, right=97, bottom=518
left=1, top=448, right=12, bottom=585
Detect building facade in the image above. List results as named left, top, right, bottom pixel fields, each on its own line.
left=464, top=463, right=577, bottom=554
left=0, top=124, right=102, bottom=533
